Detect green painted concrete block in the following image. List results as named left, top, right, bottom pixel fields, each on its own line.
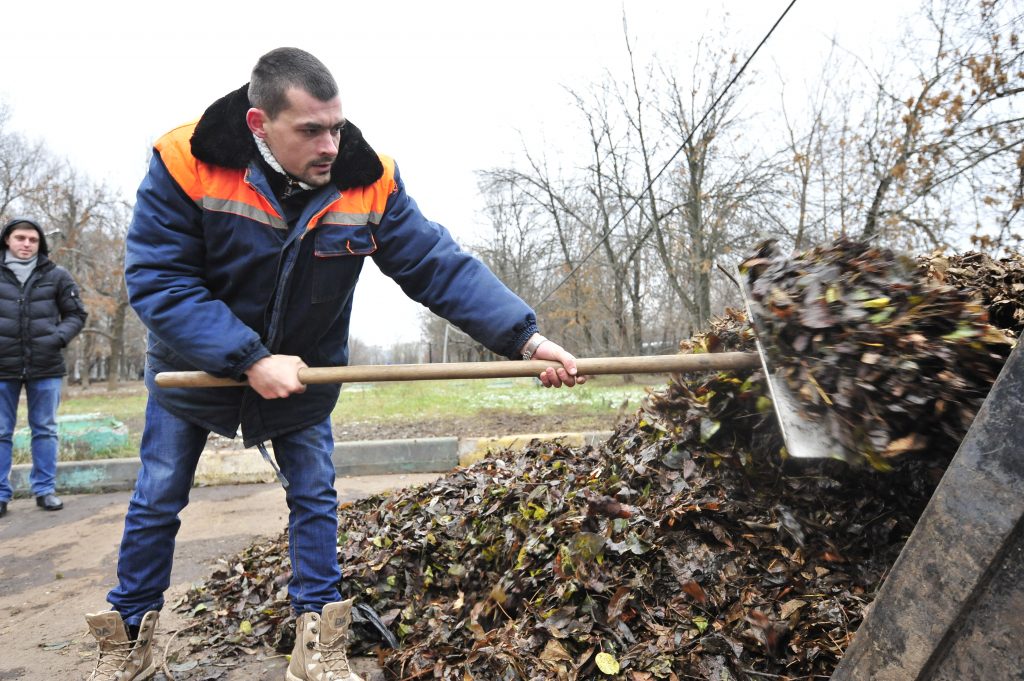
left=13, top=412, right=128, bottom=457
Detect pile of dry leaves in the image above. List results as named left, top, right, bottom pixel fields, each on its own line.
left=920, top=250, right=1024, bottom=337
left=741, top=239, right=1014, bottom=468
left=173, top=240, right=1020, bottom=680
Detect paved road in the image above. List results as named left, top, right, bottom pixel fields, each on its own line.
left=0, top=473, right=440, bottom=680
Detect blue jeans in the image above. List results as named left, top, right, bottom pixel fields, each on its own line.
left=107, top=397, right=341, bottom=626
left=0, top=377, right=63, bottom=502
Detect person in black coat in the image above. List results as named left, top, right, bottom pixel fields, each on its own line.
left=0, top=217, right=87, bottom=517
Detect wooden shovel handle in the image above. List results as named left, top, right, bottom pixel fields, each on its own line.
left=154, top=352, right=760, bottom=388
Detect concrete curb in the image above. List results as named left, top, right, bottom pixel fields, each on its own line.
left=8, top=431, right=614, bottom=496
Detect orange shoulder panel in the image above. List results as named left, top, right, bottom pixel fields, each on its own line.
left=307, top=154, right=397, bottom=230
left=153, top=121, right=204, bottom=201
left=153, top=121, right=274, bottom=216
left=379, top=154, right=397, bottom=195
left=322, top=154, right=397, bottom=215
left=365, top=154, right=398, bottom=212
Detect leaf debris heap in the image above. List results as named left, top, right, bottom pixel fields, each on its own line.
left=175, top=240, right=1019, bottom=680
left=742, top=239, right=1014, bottom=467
left=920, top=249, right=1024, bottom=337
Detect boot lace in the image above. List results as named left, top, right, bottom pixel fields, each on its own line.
left=315, top=634, right=353, bottom=679
left=91, top=640, right=134, bottom=680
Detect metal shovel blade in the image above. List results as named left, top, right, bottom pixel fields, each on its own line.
left=739, top=273, right=845, bottom=460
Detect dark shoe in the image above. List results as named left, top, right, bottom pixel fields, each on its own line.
left=0, top=500, right=7, bottom=517
left=36, top=493, right=63, bottom=511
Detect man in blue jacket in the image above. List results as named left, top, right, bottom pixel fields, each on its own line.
left=86, top=48, right=583, bottom=681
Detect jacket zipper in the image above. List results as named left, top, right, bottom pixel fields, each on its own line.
left=18, top=269, right=40, bottom=379
left=243, top=167, right=339, bottom=352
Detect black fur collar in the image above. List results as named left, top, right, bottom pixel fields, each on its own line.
left=190, top=84, right=384, bottom=191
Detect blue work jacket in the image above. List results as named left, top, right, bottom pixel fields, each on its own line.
left=125, top=84, right=537, bottom=445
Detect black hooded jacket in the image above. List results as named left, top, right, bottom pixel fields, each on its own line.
left=0, top=218, right=88, bottom=380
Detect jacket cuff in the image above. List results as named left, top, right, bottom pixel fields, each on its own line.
left=506, top=319, right=540, bottom=360
left=228, top=343, right=272, bottom=382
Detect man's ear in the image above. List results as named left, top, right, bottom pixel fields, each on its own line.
left=246, top=108, right=268, bottom=138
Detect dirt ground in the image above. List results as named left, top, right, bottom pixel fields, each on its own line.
left=0, top=473, right=441, bottom=680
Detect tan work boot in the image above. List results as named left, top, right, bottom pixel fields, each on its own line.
left=286, top=599, right=365, bottom=681
left=85, top=610, right=159, bottom=681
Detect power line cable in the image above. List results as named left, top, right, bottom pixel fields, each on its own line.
left=536, top=0, right=799, bottom=307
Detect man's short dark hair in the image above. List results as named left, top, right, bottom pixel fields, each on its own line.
left=249, top=48, right=339, bottom=119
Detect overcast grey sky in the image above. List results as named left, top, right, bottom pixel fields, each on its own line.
left=1, top=0, right=918, bottom=346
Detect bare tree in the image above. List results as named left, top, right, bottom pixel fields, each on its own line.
left=33, top=164, right=120, bottom=385
left=1, top=103, right=146, bottom=384
left=858, top=0, right=1023, bottom=247
left=0, top=102, right=55, bottom=221
left=444, top=0, right=1023, bottom=359
left=478, top=153, right=613, bottom=355
left=769, top=41, right=857, bottom=248
left=473, top=173, right=550, bottom=307
left=649, top=40, right=779, bottom=329
left=77, top=199, right=137, bottom=389
left=475, top=27, right=781, bottom=347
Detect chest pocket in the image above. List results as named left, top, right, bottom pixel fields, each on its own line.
left=311, top=223, right=378, bottom=303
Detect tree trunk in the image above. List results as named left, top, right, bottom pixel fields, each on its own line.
left=107, top=299, right=127, bottom=391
